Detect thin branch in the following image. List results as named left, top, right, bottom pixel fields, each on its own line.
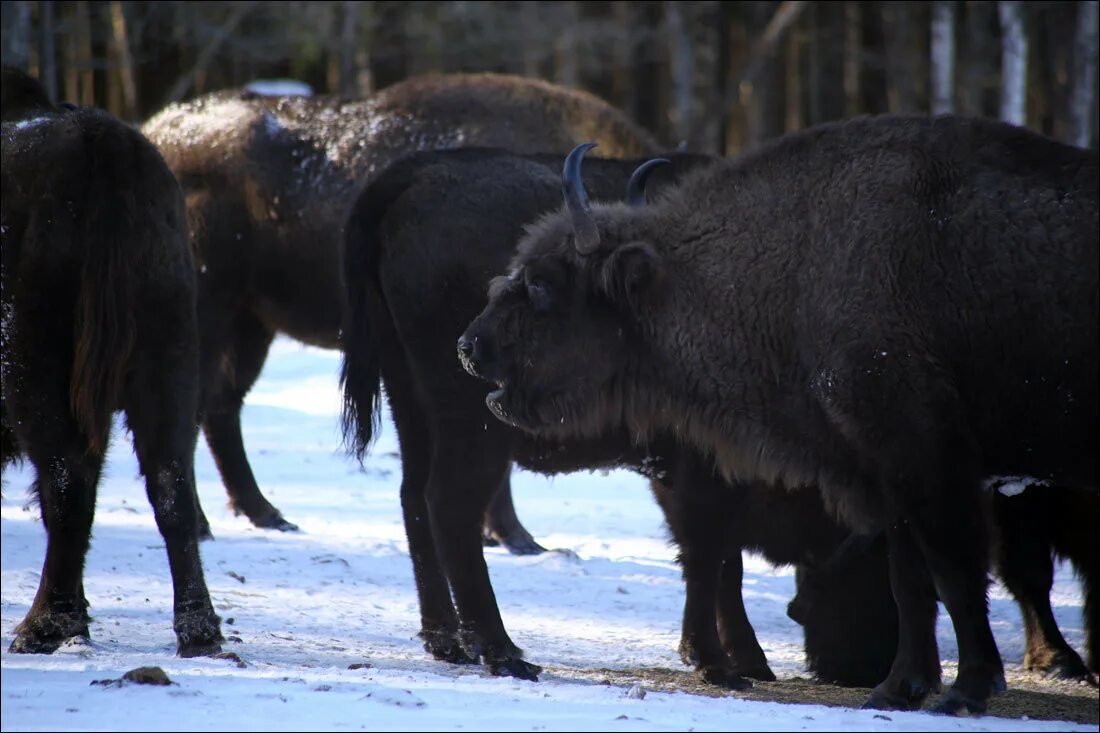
left=165, top=2, right=256, bottom=104
left=692, top=0, right=807, bottom=146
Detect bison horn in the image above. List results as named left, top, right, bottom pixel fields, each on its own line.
left=625, top=158, right=670, bottom=207
left=563, top=142, right=600, bottom=254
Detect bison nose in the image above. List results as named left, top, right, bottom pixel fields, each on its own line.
left=458, top=335, right=474, bottom=360
left=457, top=334, right=482, bottom=377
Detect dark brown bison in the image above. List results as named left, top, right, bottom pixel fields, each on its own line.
left=141, top=73, right=659, bottom=548
left=339, top=146, right=905, bottom=686
left=1, top=67, right=223, bottom=657
left=460, top=118, right=1098, bottom=715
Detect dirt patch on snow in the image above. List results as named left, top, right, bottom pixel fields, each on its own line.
left=545, top=664, right=1099, bottom=725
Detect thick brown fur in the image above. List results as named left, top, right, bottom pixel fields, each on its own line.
left=141, top=72, right=661, bottom=536
left=1, top=66, right=222, bottom=658
left=462, top=115, right=1098, bottom=714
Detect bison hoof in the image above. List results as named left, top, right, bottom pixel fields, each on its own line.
left=863, top=679, right=935, bottom=711
left=929, top=687, right=988, bottom=717
left=9, top=611, right=90, bottom=654
left=420, top=629, right=478, bottom=665
left=1030, top=651, right=1095, bottom=685
left=733, top=664, right=777, bottom=682
left=174, top=607, right=224, bottom=657
left=486, top=657, right=542, bottom=681
left=700, top=664, right=753, bottom=691
left=253, top=513, right=299, bottom=532
left=482, top=528, right=546, bottom=556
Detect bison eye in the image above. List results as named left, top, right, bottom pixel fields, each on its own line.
left=525, top=277, right=553, bottom=311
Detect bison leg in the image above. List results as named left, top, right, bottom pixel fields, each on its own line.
left=10, top=445, right=102, bottom=653
left=482, top=474, right=546, bottom=556
left=716, top=553, right=774, bottom=682
left=426, top=427, right=540, bottom=680
left=994, top=492, right=1095, bottom=683
left=125, top=338, right=223, bottom=658
left=396, top=409, right=477, bottom=666
left=200, top=310, right=296, bottom=531
left=653, top=455, right=755, bottom=689
left=864, top=523, right=943, bottom=711
left=5, top=325, right=100, bottom=654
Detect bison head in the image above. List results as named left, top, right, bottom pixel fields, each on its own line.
left=459, top=143, right=670, bottom=438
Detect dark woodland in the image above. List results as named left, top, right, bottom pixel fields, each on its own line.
left=1, top=1, right=1096, bottom=152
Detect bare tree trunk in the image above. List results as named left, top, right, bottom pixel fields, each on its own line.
left=109, top=0, right=137, bottom=117
left=554, top=1, right=579, bottom=88
left=2, top=0, right=33, bottom=69
left=807, top=2, right=844, bottom=125
left=882, top=2, right=918, bottom=113
left=74, top=0, right=94, bottom=105
left=931, top=0, right=957, bottom=114
left=666, top=1, right=694, bottom=146
left=523, top=2, right=541, bottom=78
left=1070, top=0, right=1099, bottom=147
left=785, top=25, right=802, bottom=132
left=998, top=0, right=1028, bottom=125
left=38, top=0, right=57, bottom=100
left=339, top=0, right=358, bottom=96
left=843, top=1, right=861, bottom=117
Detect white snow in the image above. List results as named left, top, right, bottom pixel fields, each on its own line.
left=2, top=337, right=1094, bottom=731
left=245, top=79, right=315, bottom=97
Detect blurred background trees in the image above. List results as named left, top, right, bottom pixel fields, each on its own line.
left=2, top=1, right=1097, bottom=152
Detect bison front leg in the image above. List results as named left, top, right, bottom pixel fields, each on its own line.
left=426, top=430, right=540, bottom=681
left=482, top=474, right=547, bottom=556
left=716, top=553, right=775, bottom=682
left=652, top=458, right=756, bottom=689
left=864, top=523, right=943, bottom=710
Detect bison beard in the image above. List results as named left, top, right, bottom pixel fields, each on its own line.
left=1, top=66, right=223, bottom=658
left=463, top=121, right=1098, bottom=716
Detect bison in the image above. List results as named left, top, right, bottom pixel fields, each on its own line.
left=141, top=72, right=659, bottom=549
left=339, top=146, right=907, bottom=687
left=1, top=67, right=223, bottom=657
left=460, top=119, right=1098, bottom=716
left=791, top=483, right=1098, bottom=686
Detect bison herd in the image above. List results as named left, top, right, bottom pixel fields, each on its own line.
left=1, top=64, right=1096, bottom=718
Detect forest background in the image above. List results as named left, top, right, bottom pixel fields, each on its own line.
left=2, top=1, right=1097, bottom=154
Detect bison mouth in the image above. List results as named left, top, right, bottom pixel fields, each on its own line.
left=486, top=381, right=521, bottom=427
left=484, top=378, right=586, bottom=436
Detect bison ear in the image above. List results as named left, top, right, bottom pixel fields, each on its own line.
left=601, top=242, right=663, bottom=307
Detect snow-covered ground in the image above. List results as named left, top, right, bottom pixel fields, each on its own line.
left=2, top=338, right=1094, bottom=731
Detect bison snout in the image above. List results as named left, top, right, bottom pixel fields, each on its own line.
left=457, top=332, right=497, bottom=380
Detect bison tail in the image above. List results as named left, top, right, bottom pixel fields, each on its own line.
left=339, top=166, right=414, bottom=460
left=69, top=127, right=138, bottom=455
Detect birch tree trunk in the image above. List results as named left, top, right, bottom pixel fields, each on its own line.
left=999, top=0, right=1028, bottom=125
left=1070, top=0, right=1099, bottom=147
left=930, top=0, right=956, bottom=114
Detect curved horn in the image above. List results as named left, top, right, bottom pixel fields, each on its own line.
left=625, top=158, right=670, bottom=207
left=562, top=142, right=600, bottom=254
